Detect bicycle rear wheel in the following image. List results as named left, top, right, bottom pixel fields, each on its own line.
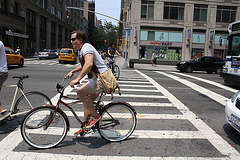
left=112, top=64, right=120, bottom=80
left=14, top=91, right=52, bottom=123
left=97, top=102, right=137, bottom=142
left=21, top=106, right=68, bottom=149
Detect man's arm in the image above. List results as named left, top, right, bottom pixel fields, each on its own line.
left=107, top=49, right=111, bottom=56
left=116, top=50, right=121, bottom=56
left=70, top=54, right=94, bottom=87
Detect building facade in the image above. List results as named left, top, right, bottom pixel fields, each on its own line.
left=122, top=0, right=240, bottom=61
left=0, top=0, right=88, bottom=57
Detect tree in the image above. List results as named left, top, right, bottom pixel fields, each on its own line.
left=88, top=22, right=119, bottom=51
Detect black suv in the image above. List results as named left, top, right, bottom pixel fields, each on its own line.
left=176, top=56, right=225, bottom=74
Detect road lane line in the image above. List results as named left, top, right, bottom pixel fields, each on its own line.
left=136, top=70, right=240, bottom=158
left=156, top=71, right=228, bottom=106
left=171, top=72, right=238, bottom=93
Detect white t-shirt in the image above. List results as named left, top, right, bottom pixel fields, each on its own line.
left=0, top=41, right=8, bottom=73
left=79, top=43, right=108, bottom=74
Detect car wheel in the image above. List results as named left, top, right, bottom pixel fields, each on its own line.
left=18, top=59, right=24, bottom=67
left=207, top=71, right=213, bottom=74
left=215, top=68, right=222, bottom=74
left=186, top=66, right=193, bottom=73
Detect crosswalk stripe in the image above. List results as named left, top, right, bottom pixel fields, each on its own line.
left=120, top=88, right=159, bottom=92
left=63, top=111, right=184, bottom=119
left=67, top=92, right=167, bottom=99
left=61, top=100, right=173, bottom=107
left=118, top=81, right=151, bottom=84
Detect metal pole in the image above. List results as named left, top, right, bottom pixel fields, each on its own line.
left=123, top=7, right=129, bottom=68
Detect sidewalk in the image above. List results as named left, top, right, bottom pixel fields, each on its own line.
left=115, top=56, right=177, bottom=71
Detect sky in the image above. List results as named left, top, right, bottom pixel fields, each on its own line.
left=94, top=0, right=121, bottom=26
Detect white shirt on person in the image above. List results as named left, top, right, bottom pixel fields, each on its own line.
left=79, top=43, right=108, bottom=74
left=0, top=41, right=8, bottom=73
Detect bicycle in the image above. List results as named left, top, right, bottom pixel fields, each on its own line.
left=107, top=57, right=120, bottom=80
left=21, top=76, right=137, bottom=149
left=0, top=75, right=52, bottom=124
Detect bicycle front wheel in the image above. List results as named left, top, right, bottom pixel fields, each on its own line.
left=14, top=91, right=52, bottom=123
left=97, top=102, right=137, bottom=142
left=21, top=106, right=68, bottom=149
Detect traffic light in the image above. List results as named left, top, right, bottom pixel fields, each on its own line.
left=66, top=10, right=70, bottom=19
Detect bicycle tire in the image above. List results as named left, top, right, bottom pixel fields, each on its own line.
left=21, top=106, right=68, bottom=149
left=14, top=91, right=52, bottom=124
left=97, top=102, right=137, bottom=142
left=112, top=64, right=120, bottom=80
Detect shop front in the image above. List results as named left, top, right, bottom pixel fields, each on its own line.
left=1, top=28, right=29, bottom=56
left=140, top=30, right=183, bottom=61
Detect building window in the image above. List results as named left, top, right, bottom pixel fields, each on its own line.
left=26, top=9, right=36, bottom=27
left=148, top=31, right=155, bottom=41
left=164, top=2, right=184, bottom=20
left=40, top=0, right=47, bottom=9
left=216, top=6, right=236, bottom=23
left=59, top=0, right=62, bottom=6
left=58, top=10, right=62, bottom=19
left=141, top=1, right=154, bottom=19
left=51, top=5, right=55, bottom=15
left=194, top=4, right=207, bottom=21
left=0, top=0, right=7, bottom=10
left=40, top=16, right=46, bottom=31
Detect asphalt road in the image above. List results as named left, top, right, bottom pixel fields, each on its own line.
left=1, top=57, right=240, bottom=159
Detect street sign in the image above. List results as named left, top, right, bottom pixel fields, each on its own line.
left=210, top=31, right=214, bottom=41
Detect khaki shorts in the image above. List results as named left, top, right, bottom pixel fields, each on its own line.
left=0, top=72, right=8, bottom=92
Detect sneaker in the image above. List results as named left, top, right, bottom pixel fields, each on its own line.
left=74, top=128, right=85, bottom=136
left=85, top=114, right=100, bottom=129
left=0, top=109, right=7, bottom=114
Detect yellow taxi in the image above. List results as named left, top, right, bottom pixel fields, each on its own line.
left=59, top=48, right=78, bottom=64
left=5, top=47, right=24, bottom=67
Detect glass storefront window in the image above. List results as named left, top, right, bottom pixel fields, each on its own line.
left=214, top=50, right=224, bottom=58
left=140, top=31, right=148, bottom=40
left=192, top=48, right=204, bottom=58
left=192, top=34, right=205, bottom=43
left=155, top=32, right=168, bottom=41
left=169, top=32, right=183, bottom=42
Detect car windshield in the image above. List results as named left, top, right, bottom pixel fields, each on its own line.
left=61, top=49, right=72, bottom=53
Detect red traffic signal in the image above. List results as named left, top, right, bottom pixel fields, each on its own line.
left=219, top=39, right=222, bottom=47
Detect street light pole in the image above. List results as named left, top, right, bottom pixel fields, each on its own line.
left=123, top=7, right=129, bottom=68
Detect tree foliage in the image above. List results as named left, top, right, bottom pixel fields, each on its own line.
left=88, top=22, right=119, bottom=51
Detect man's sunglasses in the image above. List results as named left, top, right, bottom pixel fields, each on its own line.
left=71, top=38, right=77, bottom=41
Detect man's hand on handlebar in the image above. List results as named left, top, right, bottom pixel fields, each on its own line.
left=66, top=72, right=74, bottom=80
left=70, top=78, right=80, bottom=88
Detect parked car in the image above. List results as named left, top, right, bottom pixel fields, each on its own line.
left=38, top=49, right=57, bottom=59
left=176, top=56, right=225, bottom=74
left=59, top=48, right=78, bottom=64
left=5, top=47, right=24, bottom=67
left=225, top=91, right=240, bottom=133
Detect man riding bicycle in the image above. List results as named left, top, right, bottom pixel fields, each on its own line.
left=66, top=30, right=108, bottom=135
left=107, top=43, right=121, bottom=67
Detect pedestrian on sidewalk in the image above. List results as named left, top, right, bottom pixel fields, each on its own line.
left=0, top=40, right=8, bottom=114
left=151, top=51, right=157, bottom=67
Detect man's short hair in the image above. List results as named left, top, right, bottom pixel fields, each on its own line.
left=71, top=30, right=88, bottom=43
